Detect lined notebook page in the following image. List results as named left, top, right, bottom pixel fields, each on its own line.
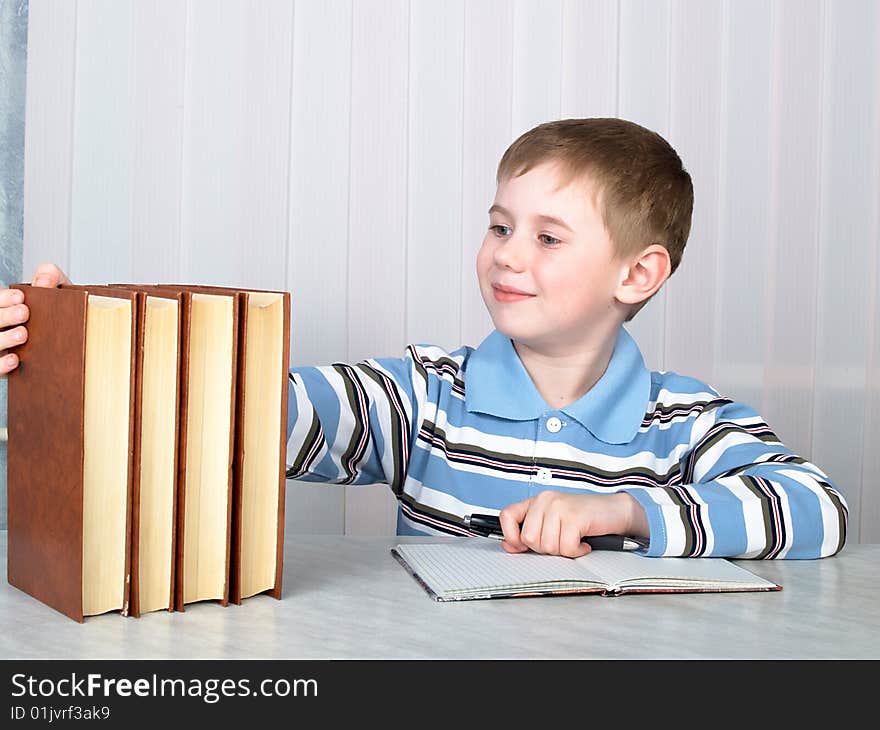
left=394, top=540, right=776, bottom=595
left=393, top=541, right=607, bottom=594
left=582, top=550, right=773, bottom=587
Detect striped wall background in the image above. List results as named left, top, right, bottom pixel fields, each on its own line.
left=18, top=0, right=880, bottom=542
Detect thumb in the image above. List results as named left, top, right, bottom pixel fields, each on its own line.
left=31, top=262, right=71, bottom=288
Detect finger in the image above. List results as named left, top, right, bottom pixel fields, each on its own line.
left=0, top=301, right=28, bottom=330
left=0, top=326, right=28, bottom=351
left=519, top=509, right=547, bottom=554
left=499, top=499, right=530, bottom=552
left=560, top=524, right=591, bottom=559
left=538, top=513, right=563, bottom=556
left=0, top=287, right=24, bottom=308
left=0, top=351, right=19, bottom=376
left=31, top=262, right=70, bottom=288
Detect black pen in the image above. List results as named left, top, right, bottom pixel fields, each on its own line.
left=463, top=513, right=648, bottom=552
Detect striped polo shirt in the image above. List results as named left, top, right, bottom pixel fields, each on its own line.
left=286, top=326, right=847, bottom=559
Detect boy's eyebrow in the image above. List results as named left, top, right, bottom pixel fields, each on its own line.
left=488, top=204, right=574, bottom=233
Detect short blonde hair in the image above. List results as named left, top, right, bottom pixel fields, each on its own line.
left=496, top=118, right=694, bottom=320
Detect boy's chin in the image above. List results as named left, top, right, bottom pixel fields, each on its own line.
left=492, top=321, right=600, bottom=355
left=488, top=320, right=522, bottom=340
left=492, top=323, right=550, bottom=348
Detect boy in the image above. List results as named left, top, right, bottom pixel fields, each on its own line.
left=1, top=118, right=847, bottom=559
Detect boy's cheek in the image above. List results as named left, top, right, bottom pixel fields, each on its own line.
left=475, top=250, right=493, bottom=286
left=475, top=241, right=490, bottom=269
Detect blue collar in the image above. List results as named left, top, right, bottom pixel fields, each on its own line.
left=464, top=328, right=651, bottom=444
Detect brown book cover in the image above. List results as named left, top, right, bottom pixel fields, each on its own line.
left=7, top=284, right=137, bottom=622
left=155, top=284, right=289, bottom=605
left=115, top=284, right=239, bottom=611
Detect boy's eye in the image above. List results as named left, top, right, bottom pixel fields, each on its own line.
left=539, top=234, right=561, bottom=247
left=489, top=224, right=511, bottom=237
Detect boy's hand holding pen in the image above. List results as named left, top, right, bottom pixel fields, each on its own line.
left=463, top=513, right=648, bottom=553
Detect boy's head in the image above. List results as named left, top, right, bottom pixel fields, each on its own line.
left=477, top=119, right=693, bottom=355
left=497, top=118, right=693, bottom=282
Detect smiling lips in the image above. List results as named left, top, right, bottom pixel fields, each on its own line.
left=492, top=284, right=535, bottom=303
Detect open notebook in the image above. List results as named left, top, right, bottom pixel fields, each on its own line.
left=391, top=540, right=781, bottom=601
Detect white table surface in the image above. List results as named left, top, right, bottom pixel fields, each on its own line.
left=2, top=532, right=878, bottom=660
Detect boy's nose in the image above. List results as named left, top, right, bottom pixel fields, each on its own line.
left=493, top=235, right=528, bottom=272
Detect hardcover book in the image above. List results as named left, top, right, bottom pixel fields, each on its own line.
left=7, top=284, right=137, bottom=622
left=176, top=288, right=238, bottom=611
left=128, top=288, right=182, bottom=617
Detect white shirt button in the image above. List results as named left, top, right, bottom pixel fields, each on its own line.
left=536, top=468, right=553, bottom=482
left=546, top=416, right=563, bottom=433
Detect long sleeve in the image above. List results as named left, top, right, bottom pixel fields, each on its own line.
left=626, top=396, right=848, bottom=559
left=283, top=335, right=849, bottom=556
left=285, top=354, right=422, bottom=495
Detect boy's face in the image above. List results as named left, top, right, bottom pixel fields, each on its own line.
left=477, top=161, right=627, bottom=354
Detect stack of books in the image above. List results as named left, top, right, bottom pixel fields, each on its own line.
left=6, top=282, right=290, bottom=622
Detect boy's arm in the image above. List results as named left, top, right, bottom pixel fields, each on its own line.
left=624, top=399, right=848, bottom=559
left=285, top=352, right=423, bottom=492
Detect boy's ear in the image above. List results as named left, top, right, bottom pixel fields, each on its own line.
left=615, top=244, right=671, bottom=307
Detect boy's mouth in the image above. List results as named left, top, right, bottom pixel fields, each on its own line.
left=492, top=284, right=535, bottom=303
